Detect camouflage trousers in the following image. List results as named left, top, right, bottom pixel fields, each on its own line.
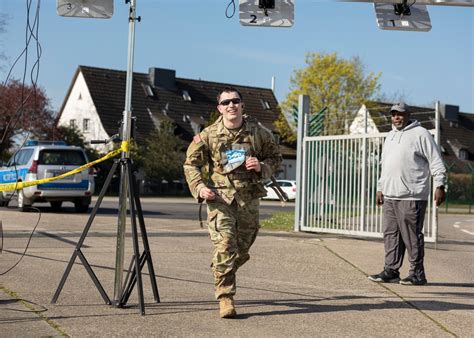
left=207, top=198, right=260, bottom=299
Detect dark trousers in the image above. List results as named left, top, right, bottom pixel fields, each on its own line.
left=383, top=199, right=428, bottom=279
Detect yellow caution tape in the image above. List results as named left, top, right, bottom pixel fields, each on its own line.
left=0, top=141, right=129, bottom=192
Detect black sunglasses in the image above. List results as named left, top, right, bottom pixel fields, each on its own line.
left=219, top=98, right=242, bottom=106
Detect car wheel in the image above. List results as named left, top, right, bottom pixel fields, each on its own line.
left=18, top=189, right=32, bottom=212
left=74, top=199, right=90, bottom=213
left=0, top=200, right=8, bottom=207
left=50, top=201, right=63, bottom=211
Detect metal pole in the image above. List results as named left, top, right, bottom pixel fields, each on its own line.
left=114, top=0, right=138, bottom=304
left=294, top=95, right=310, bottom=232
left=433, top=101, right=440, bottom=243
left=360, top=106, right=368, bottom=230
left=469, top=164, right=473, bottom=214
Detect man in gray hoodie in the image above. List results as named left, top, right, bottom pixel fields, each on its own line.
left=368, top=102, right=446, bottom=285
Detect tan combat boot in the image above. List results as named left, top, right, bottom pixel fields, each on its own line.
left=219, top=296, right=236, bottom=318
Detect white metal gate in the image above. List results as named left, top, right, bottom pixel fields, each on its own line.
left=294, top=96, right=438, bottom=242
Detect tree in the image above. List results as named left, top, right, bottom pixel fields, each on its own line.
left=274, top=111, right=296, bottom=144
left=139, top=121, right=185, bottom=184
left=205, top=110, right=221, bottom=127
left=278, top=52, right=381, bottom=138
left=53, top=125, right=100, bottom=161
left=0, top=79, right=56, bottom=159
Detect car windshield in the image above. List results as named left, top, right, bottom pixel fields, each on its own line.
left=38, top=149, right=86, bottom=166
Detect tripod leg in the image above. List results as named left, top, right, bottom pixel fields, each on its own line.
left=51, top=160, right=119, bottom=304
left=125, top=162, right=145, bottom=315
left=120, top=254, right=135, bottom=304
left=78, top=251, right=111, bottom=304
left=120, top=252, right=146, bottom=305
left=51, top=249, right=79, bottom=304
left=131, top=170, right=160, bottom=303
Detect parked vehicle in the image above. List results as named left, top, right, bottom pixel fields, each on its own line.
left=0, top=141, right=95, bottom=212
left=262, top=179, right=297, bottom=201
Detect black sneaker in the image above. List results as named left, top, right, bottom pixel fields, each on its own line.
left=400, top=275, right=427, bottom=285
left=368, top=270, right=400, bottom=283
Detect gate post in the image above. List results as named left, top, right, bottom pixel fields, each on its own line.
left=294, top=95, right=310, bottom=232
left=432, top=101, right=441, bottom=243
left=360, top=106, right=368, bottom=230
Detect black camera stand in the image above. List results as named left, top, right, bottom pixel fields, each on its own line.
left=51, top=157, right=160, bottom=315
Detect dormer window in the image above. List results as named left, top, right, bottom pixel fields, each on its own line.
left=260, top=99, right=270, bottom=110
left=182, top=90, right=192, bottom=102
left=143, top=84, right=154, bottom=97
left=459, top=149, right=468, bottom=160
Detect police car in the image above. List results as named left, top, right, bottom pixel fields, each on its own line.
left=0, top=141, right=95, bottom=212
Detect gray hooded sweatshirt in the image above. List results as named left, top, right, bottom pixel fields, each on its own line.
left=377, top=120, right=446, bottom=200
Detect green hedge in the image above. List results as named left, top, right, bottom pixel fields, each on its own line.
left=447, top=173, right=474, bottom=204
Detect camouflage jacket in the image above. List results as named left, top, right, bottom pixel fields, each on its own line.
left=183, top=114, right=282, bottom=206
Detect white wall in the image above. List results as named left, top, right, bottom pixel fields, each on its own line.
left=349, top=104, right=380, bottom=135
left=57, top=71, right=111, bottom=153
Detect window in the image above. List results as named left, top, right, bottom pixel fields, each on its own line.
left=70, top=119, right=77, bottom=128
left=83, top=118, right=90, bottom=132
left=260, top=99, right=271, bottom=110
left=38, top=150, right=86, bottom=166
left=182, top=90, right=192, bottom=102
left=459, top=149, right=468, bottom=160
left=8, top=149, right=34, bottom=166
left=143, top=84, right=154, bottom=97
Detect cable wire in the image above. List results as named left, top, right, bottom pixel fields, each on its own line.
left=0, top=206, right=42, bottom=276
left=0, top=0, right=43, bottom=278
left=225, top=0, right=236, bottom=18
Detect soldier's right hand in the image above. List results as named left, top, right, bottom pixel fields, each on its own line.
left=376, top=191, right=384, bottom=206
left=199, top=187, right=216, bottom=200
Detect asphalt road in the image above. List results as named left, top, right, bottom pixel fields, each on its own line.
left=1, top=196, right=295, bottom=221
left=1, top=196, right=473, bottom=246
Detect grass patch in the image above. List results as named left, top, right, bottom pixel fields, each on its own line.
left=261, top=211, right=295, bottom=231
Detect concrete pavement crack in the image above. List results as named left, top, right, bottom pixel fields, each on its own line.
left=319, top=241, right=459, bottom=338
left=0, top=286, right=70, bottom=337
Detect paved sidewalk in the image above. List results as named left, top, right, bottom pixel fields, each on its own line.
left=0, top=210, right=473, bottom=337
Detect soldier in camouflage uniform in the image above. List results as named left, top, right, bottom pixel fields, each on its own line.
left=183, top=87, right=282, bottom=318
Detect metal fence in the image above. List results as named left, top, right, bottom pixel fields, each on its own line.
left=299, top=133, right=436, bottom=242
left=294, top=95, right=438, bottom=242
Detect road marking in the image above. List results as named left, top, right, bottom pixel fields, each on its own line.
left=461, top=229, right=474, bottom=236
left=453, top=224, right=460, bottom=228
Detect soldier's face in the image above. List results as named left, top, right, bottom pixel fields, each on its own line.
left=217, top=91, right=244, bottom=124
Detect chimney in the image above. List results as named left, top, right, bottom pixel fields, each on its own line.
left=440, top=104, right=459, bottom=122
left=148, top=67, right=176, bottom=90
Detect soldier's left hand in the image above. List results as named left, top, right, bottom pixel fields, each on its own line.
left=245, top=156, right=261, bottom=172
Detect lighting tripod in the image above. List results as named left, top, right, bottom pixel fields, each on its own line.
left=51, top=149, right=160, bottom=314
left=51, top=0, right=159, bottom=315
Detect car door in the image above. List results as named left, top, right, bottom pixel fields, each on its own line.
left=0, top=148, right=34, bottom=198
